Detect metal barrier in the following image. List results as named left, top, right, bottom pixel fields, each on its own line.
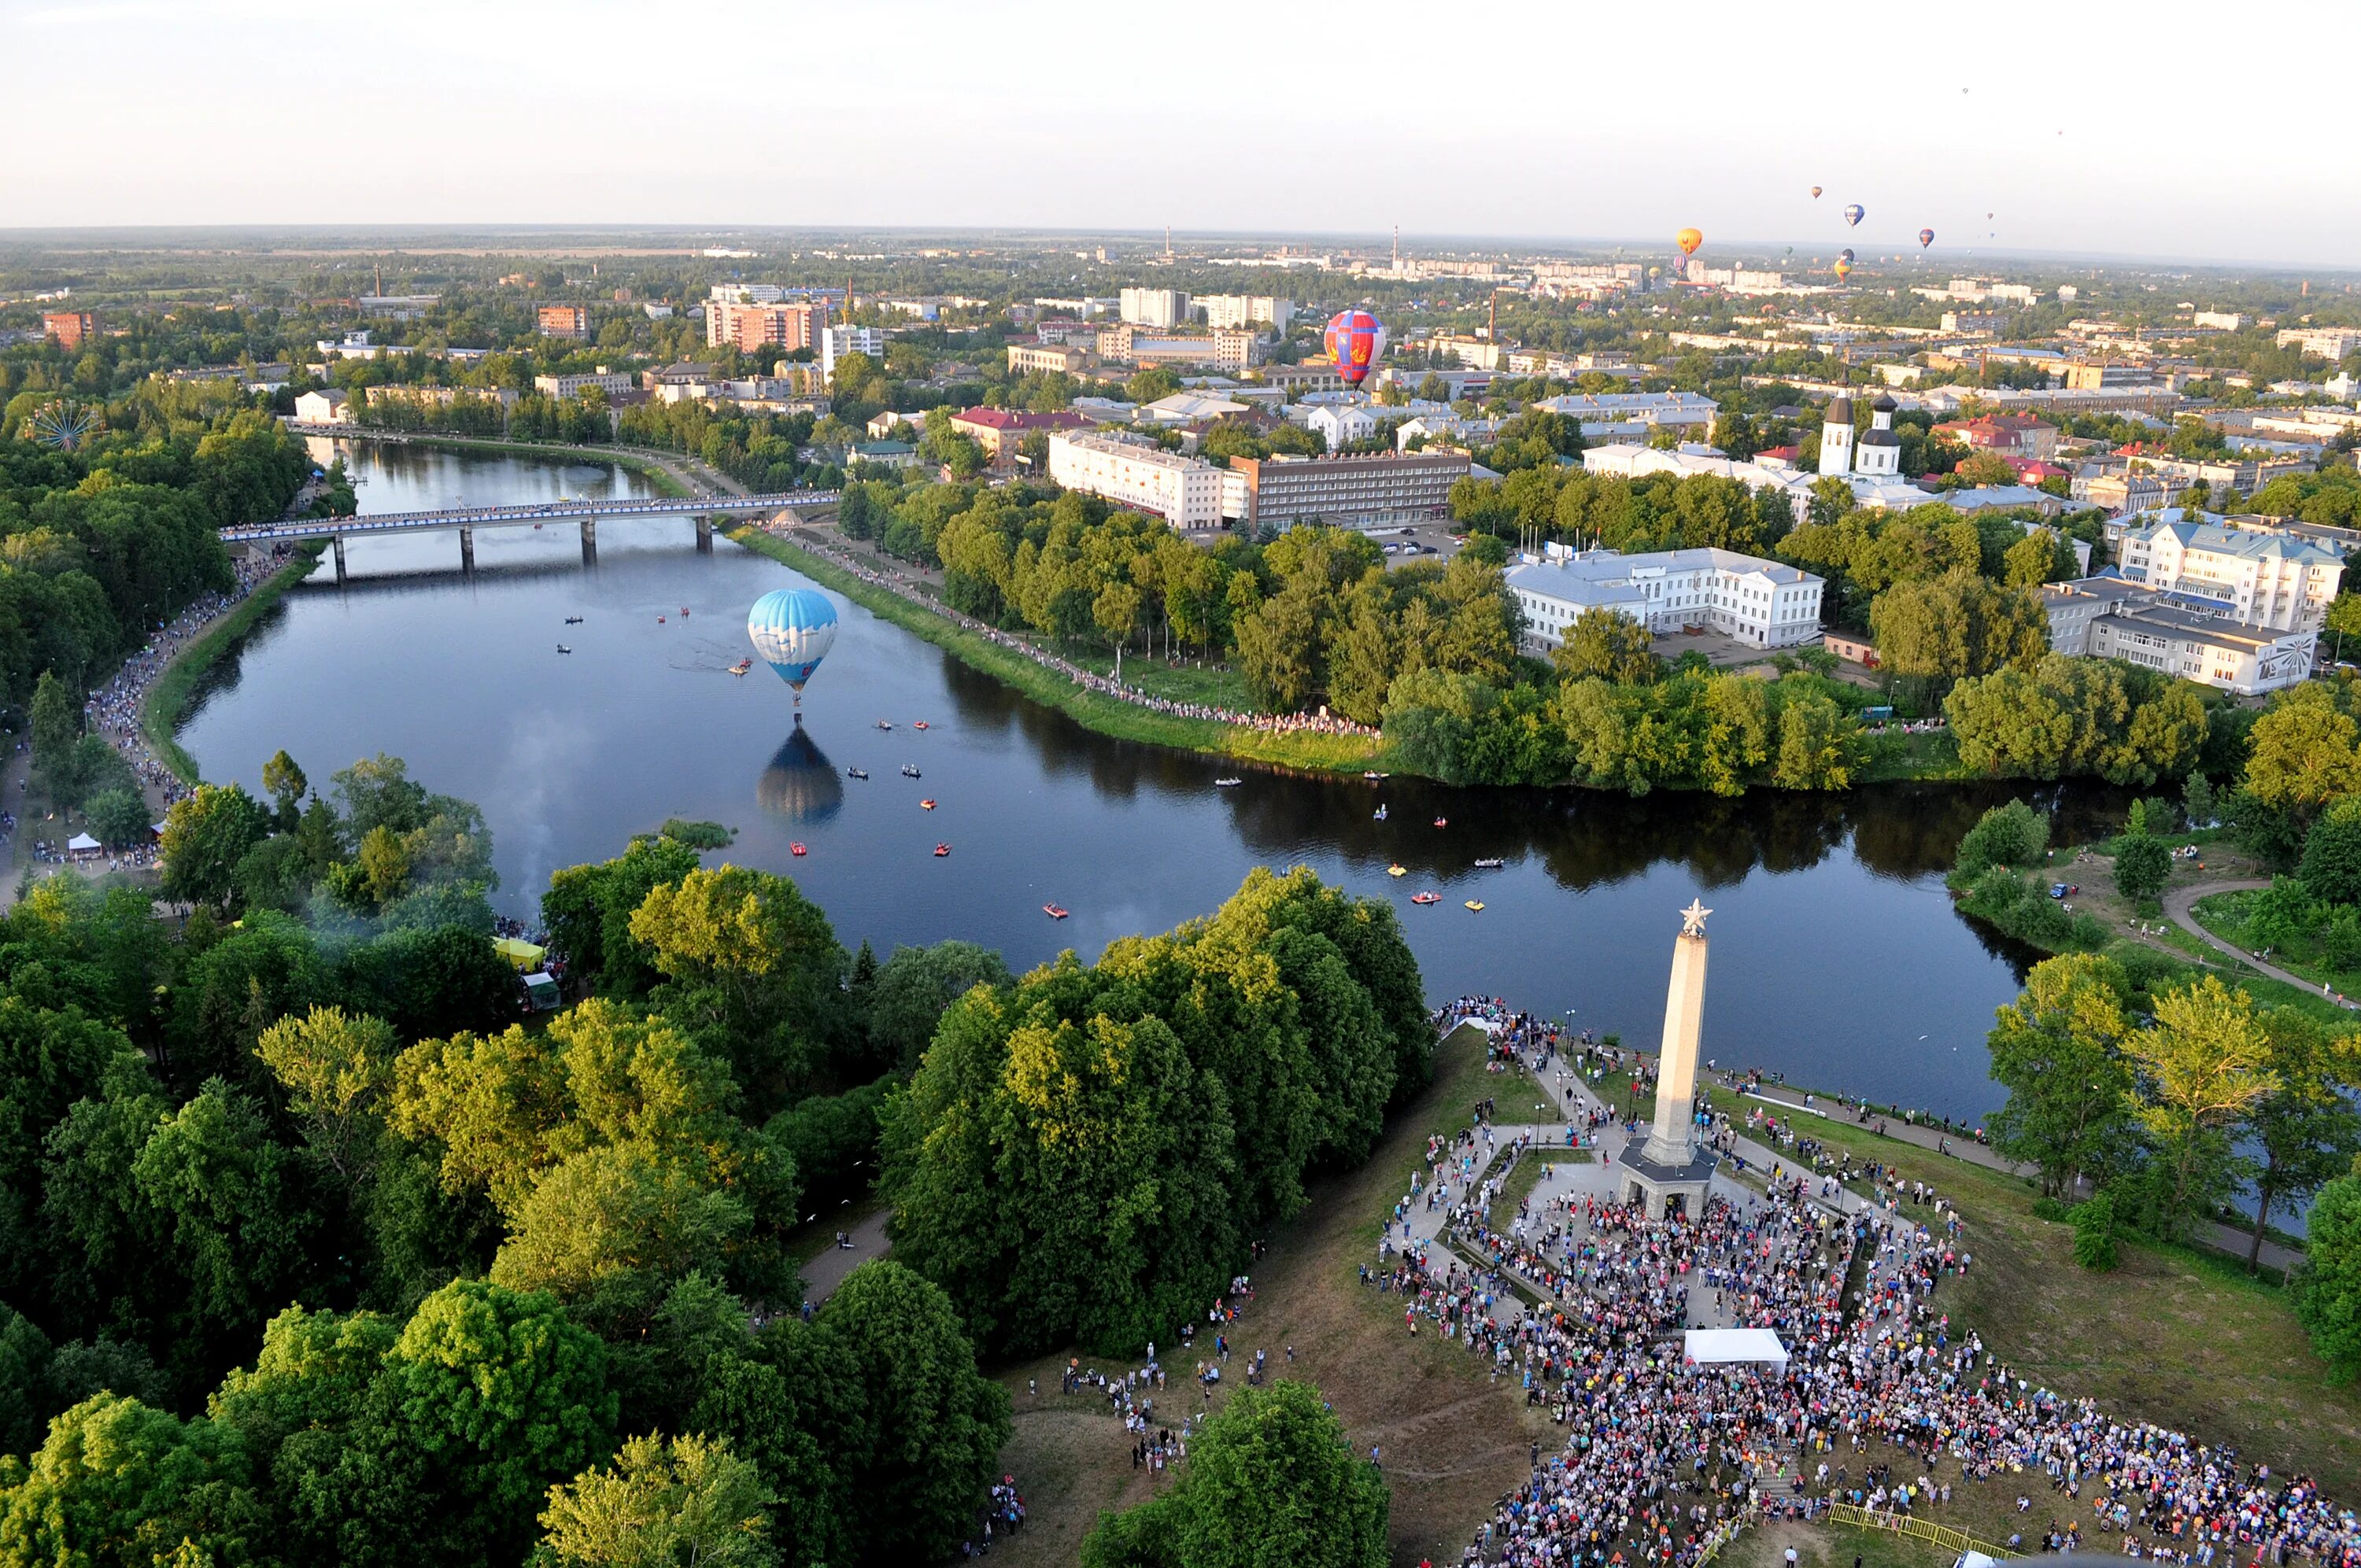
left=1825, top=1501, right=2014, bottom=1560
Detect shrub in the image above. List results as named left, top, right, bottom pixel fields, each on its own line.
left=1956, top=799, right=2049, bottom=875
left=2072, top=1190, right=2119, bottom=1271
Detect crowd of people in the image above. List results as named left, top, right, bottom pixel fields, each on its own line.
left=794, top=530, right=1380, bottom=739
left=1384, top=999, right=2361, bottom=1568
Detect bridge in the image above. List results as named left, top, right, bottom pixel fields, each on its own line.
left=227, top=491, right=841, bottom=578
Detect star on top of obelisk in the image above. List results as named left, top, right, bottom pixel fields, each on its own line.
left=1680, top=898, right=1711, bottom=937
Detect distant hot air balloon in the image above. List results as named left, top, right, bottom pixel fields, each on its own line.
left=748, top=588, right=839, bottom=707
left=1838, top=248, right=1855, bottom=266
left=1833, top=259, right=1853, bottom=282
left=1986, top=212, right=1994, bottom=220
left=1810, top=186, right=1823, bottom=199
left=1842, top=204, right=1865, bottom=227
left=1675, top=227, right=1703, bottom=256
left=1323, top=309, right=1387, bottom=389
left=1919, top=228, right=1935, bottom=249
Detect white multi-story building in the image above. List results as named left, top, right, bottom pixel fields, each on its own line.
left=1119, top=288, right=1191, bottom=328
left=1199, top=294, right=1295, bottom=332
left=2044, top=577, right=2315, bottom=695
left=1506, top=545, right=1825, bottom=653
left=1580, top=443, right=1818, bottom=521
left=821, top=325, right=886, bottom=382
left=2278, top=327, right=2361, bottom=360
left=533, top=370, right=634, bottom=400
left=1528, top=390, right=1717, bottom=429
left=2112, top=509, right=2344, bottom=632
left=1048, top=432, right=1229, bottom=532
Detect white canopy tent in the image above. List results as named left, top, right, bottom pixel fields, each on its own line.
left=1683, top=1328, right=1788, bottom=1371
left=66, top=833, right=101, bottom=853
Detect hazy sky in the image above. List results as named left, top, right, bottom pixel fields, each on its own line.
left=7, top=0, right=2357, bottom=268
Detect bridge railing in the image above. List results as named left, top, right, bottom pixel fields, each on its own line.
left=1824, top=1502, right=2015, bottom=1560
left=223, top=491, right=838, bottom=541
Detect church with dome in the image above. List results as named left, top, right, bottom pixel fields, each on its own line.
left=1816, top=389, right=1924, bottom=508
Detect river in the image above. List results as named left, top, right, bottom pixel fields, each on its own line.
left=173, top=437, right=2125, bottom=1121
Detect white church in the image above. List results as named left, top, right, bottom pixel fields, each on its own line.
left=1816, top=389, right=1927, bottom=510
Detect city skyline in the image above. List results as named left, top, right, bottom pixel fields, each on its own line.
left=9, top=0, right=2360, bottom=268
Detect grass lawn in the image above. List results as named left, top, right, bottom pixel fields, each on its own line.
left=1058, top=644, right=1263, bottom=713
left=2192, top=887, right=2361, bottom=998
left=1495, top=1146, right=1593, bottom=1214
left=1705, top=1085, right=2361, bottom=1498
left=986, top=1025, right=1554, bottom=1568
left=1861, top=729, right=1965, bottom=783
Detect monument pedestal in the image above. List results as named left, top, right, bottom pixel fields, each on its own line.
left=1620, top=1146, right=1716, bottom=1219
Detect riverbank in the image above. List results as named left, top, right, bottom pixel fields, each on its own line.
left=142, top=543, right=327, bottom=784
left=307, top=429, right=699, bottom=500
left=730, top=526, right=1391, bottom=776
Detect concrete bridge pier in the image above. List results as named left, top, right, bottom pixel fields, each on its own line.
left=332, top=535, right=348, bottom=584
left=459, top=526, right=475, bottom=573
left=695, top=516, right=714, bottom=553
left=580, top=515, right=597, bottom=565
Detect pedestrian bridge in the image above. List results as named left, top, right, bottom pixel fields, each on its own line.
left=224, top=491, right=840, bottom=577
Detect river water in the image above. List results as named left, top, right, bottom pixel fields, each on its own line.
left=175, top=438, right=2126, bottom=1120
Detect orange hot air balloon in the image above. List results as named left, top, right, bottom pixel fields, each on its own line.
left=1675, top=228, right=1703, bottom=257
left=1833, top=259, right=1853, bottom=282
left=1810, top=186, right=1823, bottom=199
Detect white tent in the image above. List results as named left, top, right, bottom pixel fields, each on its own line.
left=1683, top=1328, right=1788, bottom=1371
left=66, top=833, right=101, bottom=853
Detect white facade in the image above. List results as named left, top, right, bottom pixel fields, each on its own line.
left=294, top=389, right=349, bottom=422
left=533, top=371, right=634, bottom=399
left=822, top=326, right=886, bottom=382
left=2278, top=327, right=2361, bottom=360
left=2113, top=511, right=2344, bottom=632
left=1580, top=443, right=1817, bottom=522
left=1507, top=547, right=1824, bottom=652
left=1047, top=432, right=1225, bottom=532
left=1119, top=288, right=1190, bottom=328
left=1817, top=395, right=1856, bottom=478
left=1529, top=390, right=1716, bottom=429
left=1199, top=294, right=1294, bottom=332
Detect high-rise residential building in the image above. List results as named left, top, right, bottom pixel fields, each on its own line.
left=42, top=312, right=94, bottom=349
left=1118, top=287, right=1190, bottom=329
left=821, top=325, right=885, bottom=382
left=1199, top=295, right=1295, bottom=332
left=537, top=304, right=589, bottom=339
left=708, top=300, right=826, bottom=353
left=2112, top=511, right=2343, bottom=633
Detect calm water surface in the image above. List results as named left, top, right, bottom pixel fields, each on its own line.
left=178, top=439, right=2126, bottom=1120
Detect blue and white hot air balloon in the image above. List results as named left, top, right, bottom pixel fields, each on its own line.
left=747, top=588, right=839, bottom=707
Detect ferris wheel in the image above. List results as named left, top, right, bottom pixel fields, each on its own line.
left=24, top=400, right=100, bottom=452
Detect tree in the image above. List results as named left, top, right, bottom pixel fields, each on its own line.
left=2071, top=1188, right=2119, bottom=1271
left=0, top=1395, right=251, bottom=1567
left=1985, top=954, right=2137, bottom=1197
left=1084, top=1379, right=1387, bottom=1568
left=261, top=748, right=309, bottom=828
left=2245, top=684, right=2361, bottom=822
left=254, top=1005, right=396, bottom=1179
left=1125, top=367, right=1182, bottom=404
left=29, top=668, right=82, bottom=808
left=159, top=784, right=272, bottom=909
left=2123, top=976, right=2282, bottom=1234
left=2242, top=1012, right=2361, bottom=1271
left=814, top=1262, right=1011, bottom=1564
left=83, top=788, right=151, bottom=850
left=1550, top=607, right=1658, bottom=685
left=2113, top=834, right=2171, bottom=906
left=538, top=1432, right=778, bottom=1568
left=2327, top=591, right=2361, bottom=664
left=2296, top=1161, right=2361, bottom=1379
left=1954, top=799, right=2048, bottom=873
left=2301, top=800, right=2361, bottom=906
left=863, top=939, right=1011, bottom=1077
left=1868, top=567, right=2046, bottom=693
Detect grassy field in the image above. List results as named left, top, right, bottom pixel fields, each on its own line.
left=2192, top=886, right=2361, bottom=997
left=731, top=528, right=1389, bottom=776
left=1705, top=1084, right=2361, bottom=1496
left=985, top=1025, right=1556, bottom=1568
left=142, top=543, right=327, bottom=784
left=1495, top=1146, right=1592, bottom=1213
left=1058, top=644, right=1263, bottom=713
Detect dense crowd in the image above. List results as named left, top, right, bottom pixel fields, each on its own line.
left=794, top=530, right=1381, bottom=738
left=1394, top=1000, right=2361, bottom=1568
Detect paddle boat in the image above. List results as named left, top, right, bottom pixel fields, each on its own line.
left=846, top=768, right=869, bottom=780
left=1465, top=899, right=1486, bottom=912
left=681, top=607, right=690, bottom=617
left=556, top=644, right=572, bottom=654
left=876, top=720, right=895, bottom=730
left=657, top=615, right=666, bottom=623
left=564, top=615, right=585, bottom=625
left=1411, top=891, right=1441, bottom=905
left=913, top=721, right=931, bottom=730
left=1362, top=771, right=1391, bottom=781
left=1373, top=804, right=1387, bottom=821
left=1473, top=858, right=1505, bottom=869
left=1432, top=817, right=1448, bottom=829
left=729, top=658, right=752, bottom=676
left=1387, top=864, right=1406, bottom=878
left=901, top=764, right=922, bottom=778
left=1214, top=777, right=1243, bottom=788
left=933, top=843, right=951, bottom=858
left=1043, top=903, right=1070, bottom=920
left=789, top=843, right=807, bottom=857
left=920, top=799, right=937, bottom=810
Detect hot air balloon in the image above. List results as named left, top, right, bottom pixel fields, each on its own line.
left=1919, top=228, right=1935, bottom=249
left=1675, top=227, right=1703, bottom=256
left=1833, top=260, right=1853, bottom=282
left=1838, top=248, right=1855, bottom=265
left=748, top=588, right=839, bottom=707
left=1842, top=204, right=1865, bottom=227
left=1810, top=186, right=1822, bottom=199
left=1323, top=308, right=1387, bottom=389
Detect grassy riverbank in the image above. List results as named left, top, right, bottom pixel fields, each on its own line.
left=729, top=527, right=1389, bottom=776
left=143, top=543, right=327, bottom=784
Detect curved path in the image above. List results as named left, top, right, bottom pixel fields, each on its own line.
left=2163, top=877, right=2312, bottom=990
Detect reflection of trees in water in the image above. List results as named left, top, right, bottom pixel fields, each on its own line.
left=756, top=725, right=844, bottom=823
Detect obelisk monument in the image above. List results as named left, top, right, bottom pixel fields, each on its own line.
left=1622, top=898, right=1719, bottom=1217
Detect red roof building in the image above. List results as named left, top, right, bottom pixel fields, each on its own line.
left=1932, top=412, right=2059, bottom=459
left=949, top=407, right=1093, bottom=460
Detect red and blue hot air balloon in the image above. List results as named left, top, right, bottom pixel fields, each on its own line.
left=1324, top=309, right=1387, bottom=389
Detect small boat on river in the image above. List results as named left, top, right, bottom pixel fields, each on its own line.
left=1465, top=899, right=1486, bottom=912
left=933, top=843, right=951, bottom=858
left=1373, top=804, right=1387, bottom=821
left=564, top=615, right=584, bottom=625
left=847, top=768, right=869, bottom=780
left=1411, top=891, right=1441, bottom=905
left=789, top=843, right=807, bottom=857
left=901, top=765, right=922, bottom=779
left=1432, top=817, right=1448, bottom=829
left=1473, top=858, right=1505, bottom=869
left=876, top=720, right=895, bottom=730
left=1214, top=777, right=1243, bottom=788
left=1043, top=903, right=1069, bottom=920
left=729, top=659, right=752, bottom=676
left=913, top=721, right=931, bottom=730
left=921, top=799, right=937, bottom=810
left=556, top=644, right=572, bottom=654
left=1387, top=864, right=1406, bottom=878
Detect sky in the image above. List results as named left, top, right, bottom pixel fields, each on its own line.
left=6, top=0, right=2358, bottom=270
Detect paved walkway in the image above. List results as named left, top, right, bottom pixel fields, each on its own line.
left=798, top=1206, right=891, bottom=1306
left=2163, top=878, right=2315, bottom=991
